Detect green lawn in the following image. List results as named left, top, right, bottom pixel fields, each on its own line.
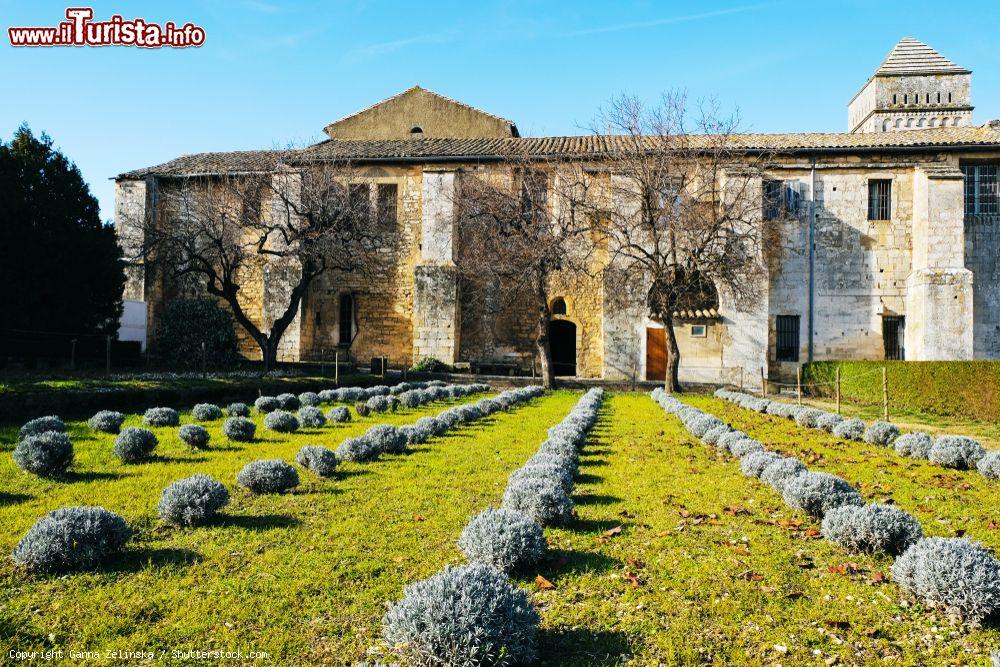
left=1, top=391, right=998, bottom=665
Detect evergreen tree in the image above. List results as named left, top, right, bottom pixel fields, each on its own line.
left=0, top=125, right=124, bottom=335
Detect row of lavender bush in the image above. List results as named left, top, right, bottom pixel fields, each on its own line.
left=10, top=387, right=544, bottom=575
left=713, top=388, right=1000, bottom=481
left=654, top=388, right=1000, bottom=625
left=379, top=388, right=603, bottom=666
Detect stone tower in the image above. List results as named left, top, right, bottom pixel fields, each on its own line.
left=848, top=37, right=973, bottom=133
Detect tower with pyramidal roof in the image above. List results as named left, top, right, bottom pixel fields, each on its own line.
left=848, top=37, right=973, bottom=133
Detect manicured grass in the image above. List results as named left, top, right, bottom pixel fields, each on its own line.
left=0, top=373, right=364, bottom=395
left=2, top=390, right=998, bottom=665
left=1, top=390, right=569, bottom=664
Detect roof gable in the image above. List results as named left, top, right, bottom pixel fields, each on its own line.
left=874, top=37, right=969, bottom=76
left=322, top=86, right=519, bottom=140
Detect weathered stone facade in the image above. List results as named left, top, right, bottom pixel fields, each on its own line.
left=116, top=38, right=1000, bottom=384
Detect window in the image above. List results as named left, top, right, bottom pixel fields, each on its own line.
left=551, top=297, right=567, bottom=315
left=410, top=126, right=423, bottom=136
left=348, top=184, right=371, bottom=223
left=775, top=315, right=799, bottom=362
left=883, top=316, right=905, bottom=360
left=377, top=183, right=398, bottom=226
left=763, top=180, right=800, bottom=221
left=690, top=324, right=707, bottom=338
left=962, top=164, right=999, bottom=220
left=867, top=179, right=892, bottom=221
left=519, top=171, right=548, bottom=220
left=338, top=294, right=354, bottom=346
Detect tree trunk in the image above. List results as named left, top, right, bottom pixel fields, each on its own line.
left=663, top=315, right=683, bottom=393
left=535, top=287, right=555, bottom=388
left=258, top=334, right=278, bottom=373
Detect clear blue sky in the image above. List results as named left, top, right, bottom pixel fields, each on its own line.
left=2, top=0, right=998, bottom=222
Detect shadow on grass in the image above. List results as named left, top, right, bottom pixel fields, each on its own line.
left=63, top=470, right=128, bottom=483
left=570, top=516, right=629, bottom=534
left=112, top=547, right=203, bottom=573
left=575, top=472, right=603, bottom=485
left=0, top=492, right=32, bottom=505
left=536, top=627, right=631, bottom=666
left=538, top=548, right=625, bottom=577
left=214, top=513, right=302, bottom=531
left=573, top=493, right=621, bottom=506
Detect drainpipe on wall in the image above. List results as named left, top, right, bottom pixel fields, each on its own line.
left=808, top=158, right=817, bottom=363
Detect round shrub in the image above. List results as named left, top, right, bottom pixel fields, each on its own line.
left=894, top=432, right=933, bottom=459
left=336, top=434, right=380, bottom=462
left=782, top=471, right=864, bottom=518
left=19, top=415, right=66, bottom=440
left=415, top=416, right=445, bottom=437
left=458, top=508, right=546, bottom=572
left=404, top=421, right=435, bottom=445
left=298, top=391, right=320, bottom=407
left=318, top=389, right=337, bottom=403
left=192, top=403, right=223, bottom=421
left=368, top=424, right=407, bottom=454
left=327, top=406, right=351, bottom=423
left=154, top=297, right=239, bottom=369
left=236, top=459, right=299, bottom=494
left=816, top=412, right=845, bottom=433
left=740, top=451, right=783, bottom=478
left=366, top=395, right=391, bottom=413
left=355, top=402, right=371, bottom=418
left=892, top=537, right=1000, bottom=623
left=157, top=474, right=229, bottom=526
left=509, top=463, right=574, bottom=494
left=178, top=424, right=211, bottom=449
left=276, top=393, right=300, bottom=410
left=977, top=450, right=1000, bottom=481
left=382, top=563, right=539, bottom=667
left=254, top=396, right=280, bottom=413
left=222, top=416, right=256, bottom=442
left=716, top=431, right=750, bottom=455
left=832, top=418, right=865, bottom=441
left=226, top=402, right=251, bottom=418
left=502, top=476, right=573, bottom=526
left=144, top=407, right=179, bottom=427
left=13, top=506, right=131, bottom=573
left=264, top=410, right=299, bottom=434
left=730, top=438, right=765, bottom=459
left=14, top=432, right=73, bottom=477
left=760, top=457, right=807, bottom=492
left=295, top=445, right=339, bottom=477
left=929, top=436, right=986, bottom=470
left=113, top=427, right=158, bottom=462
left=863, top=420, right=900, bottom=446
left=702, top=424, right=730, bottom=446
left=88, top=410, right=125, bottom=434
left=794, top=408, right=824, bottom=429
left=821, top=503, right=922, bottom=555
left=297, top=406, right=327, bottom=429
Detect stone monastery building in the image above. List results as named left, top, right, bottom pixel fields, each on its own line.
left=117, top=38, right=1000, bottom=384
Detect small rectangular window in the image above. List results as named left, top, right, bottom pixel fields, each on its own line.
left=882, top=316, right=905, bottom=360
left=690, top=324, right=707, bottom=338
left=868, top=179, right=892, bottom=221
left=377, top=183, right=398, bottom=226
left=763, top=180, right=800, bottom=221
left=775, top=315, right=800, bottom=362
left=338, top=294, right=354, bottom=346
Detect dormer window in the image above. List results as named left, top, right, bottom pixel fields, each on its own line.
left=410, top=126, right=424, bottom=137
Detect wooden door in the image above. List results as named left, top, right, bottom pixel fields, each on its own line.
left=645, top=327, right=666, bottom=381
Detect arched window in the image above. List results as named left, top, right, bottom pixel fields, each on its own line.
left=883, top=119, right=892, bottom=132
left=338, top=293, right=355, bottom=346
left=551, top=297, right=567, bottom=316
left=917, top=118, right=925, bottom=128
left=410, top=126, right=424, bottom=137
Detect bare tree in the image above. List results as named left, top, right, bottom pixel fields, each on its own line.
left=453, top=152, right=598, bottom=388
left=131, top=161, right=388, bottom=370
left=589, top=93, right=775, bottom=392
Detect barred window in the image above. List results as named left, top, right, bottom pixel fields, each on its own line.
left=962, top=164, right=999, bottom=220
left=763, top=180, right=800, bottom=221
left=775, top=315, right=799, bottom=362
left=867, top=179, right=892, bottom=221
left=882, top=316, right=905, bottom=361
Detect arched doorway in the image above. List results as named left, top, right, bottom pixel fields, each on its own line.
left=549, top=320, right=577, bottom=377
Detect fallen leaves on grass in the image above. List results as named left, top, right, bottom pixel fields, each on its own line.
left=535, top=575, right=556, bottom=590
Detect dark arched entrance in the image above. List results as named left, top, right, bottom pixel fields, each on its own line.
left=549, top=320, right=577, bottom=377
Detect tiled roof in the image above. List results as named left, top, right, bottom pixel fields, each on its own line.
left=874, top=37, right=969, bottom=76
left=117, top=125, right=1000, bottom=179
